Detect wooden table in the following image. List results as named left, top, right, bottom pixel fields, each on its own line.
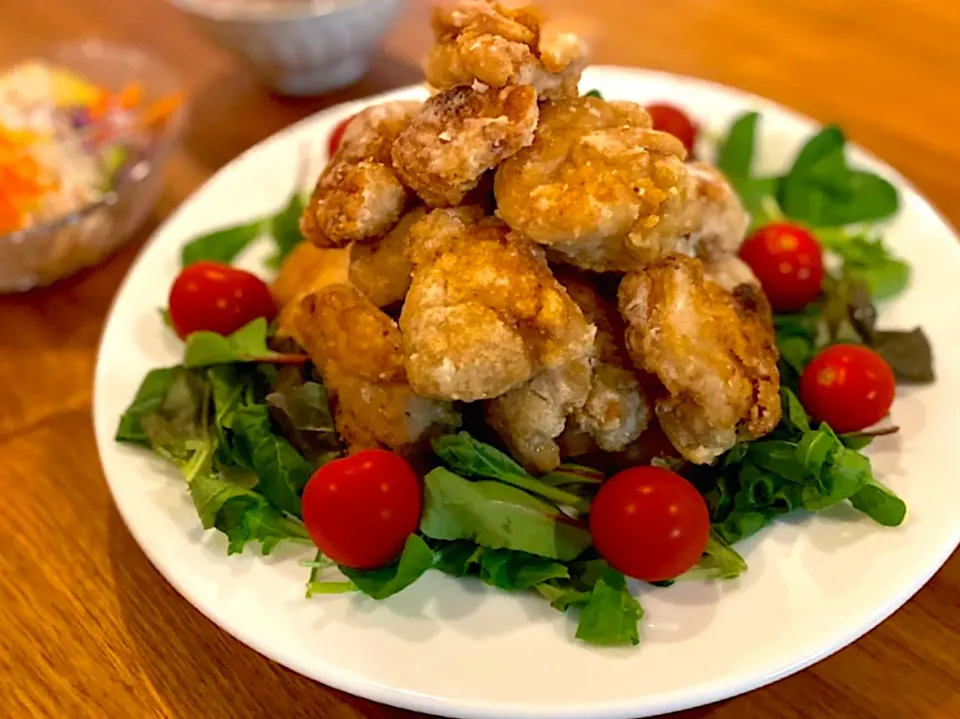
left=2, top=0, right=958, bottom=717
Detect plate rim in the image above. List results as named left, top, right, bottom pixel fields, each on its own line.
left=93, top=66, right=960, bottom=719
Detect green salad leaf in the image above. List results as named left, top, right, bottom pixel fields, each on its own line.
left=266, top=192, right=307, bottom=270
left=716, top=111, right=759, bottom=180
left=584, top=89, right=603, bottom=99
left=871, top=329, right=935, bottom=384
left=266, top=382, right=341, bottom=465
left=420, top=468, right=592, bottom=561
left=431, top=433, right=591, bottom=512
left=713, top=111, right=780, bottom=227
left=680, top=531, right=748, bottom=581
left=184, top=318, right=308, bottom=367
left=189, top=472, right=312, bottom=555
left=777, top=126, right=899, bottom=226
left=231, top=404, right=313, bottom=517
left=181, top=218, right=268, bottom=268
left=706, top=396, right=907, bottom=544
left=849, top=478, right=907, bottom=526
left=574, top=568, right=643, bottom=647
left=114, top=360, right=319, bottom=555
left=115, top=366, right=178, bottom=445
left=341, top=534, right=437, bottom=599
left=816, top=230, right=910, bottom=300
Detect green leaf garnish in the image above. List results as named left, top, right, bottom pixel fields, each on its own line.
left=183, top=318, right=308, bottom=367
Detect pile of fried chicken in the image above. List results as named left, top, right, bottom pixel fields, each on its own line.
left=272, top=0, right=782, bottom=473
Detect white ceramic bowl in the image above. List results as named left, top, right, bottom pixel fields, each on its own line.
left=170, top=0, right=404, bottom=96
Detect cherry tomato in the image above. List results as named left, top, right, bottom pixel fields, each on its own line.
left=739, top=222, right=824, bottom=312
left=646, top=103, right=698, bottom=156
left=589, top=466, right=710, bottom=582
left=301, top=449, right=422, bottom=570
left=328, top=114, right=356, bottom=157
left=168, top=261, right=276, bottom=339
left=799, top=344, right=896, bottom=433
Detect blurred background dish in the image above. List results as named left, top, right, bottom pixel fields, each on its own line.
left=168, top=0, right=405, bottom=96
left=0, top=40, right=185, bottom=293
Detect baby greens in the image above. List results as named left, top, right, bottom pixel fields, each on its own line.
left=184, top=318, right=308, bottom=367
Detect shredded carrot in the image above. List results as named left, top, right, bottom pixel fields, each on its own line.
left=140, top=91, right=184, bottom=129
left=117, top=82, right=143, bottom=110
left=88, top=88, right=111, bottom=121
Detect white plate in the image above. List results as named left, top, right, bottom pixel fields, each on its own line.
left=94, top=67, right=960, bottom=719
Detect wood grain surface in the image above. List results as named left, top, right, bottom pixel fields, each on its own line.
left=1, top=0, right=958, bottom=717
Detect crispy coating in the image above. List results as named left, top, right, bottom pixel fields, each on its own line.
left=495, top=97, right=695, bottom=272
left=271, top=242, right=351, bottom=345
left=348, top=207, right=425, bottom=307
left=294, top=284, right=460, bottom=454
left=424, top=1, right=587, bottom=100
left=557, top=271, right=651, bottom=454
left=682, top=161, right=750, bottom=260
left=392, top=85, right=539, bottom=207
left=618, top=254, right=781, bottom=464
left=486, top=355, right=592, bottom=473
left=702, top=253, right=760, bottom=294
left=401, top=207, right=596, bottom=401
left=300, top=101, right=420, bottom=248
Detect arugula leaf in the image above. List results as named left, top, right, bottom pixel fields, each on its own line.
left=849, top=479, right=907, bottom=526
left=574, top=568, right=643, bottom=647
left=478, top=550, right=569, bottom=590
left=431, top=433, right=590, bottom=512
left=231, top=404, right=313, bottom=517
left=713, top=111, right=781, bottom=226
left=266, top=382, right=341, bottom=465
left=159, top=307, right=174, bottom=331
left=539, top=464, right=605, bottom=487
left=266, top=195, right=307, bottom=269
left=420, top=468, right=592, bottom=561
left=679, top=531, right=748, bottom=581
left=716, top=111, right=758, bottom=180
left=781, top=387, right=812, bottom=433
left=777, top=126, right=899, bottom=226
left=181, top=218, right=267, bottom=267
left=184, top=318, right=308, bottom=367
left=189, top=472, right=311, bottom=555
left=872, top=328, right=935, bottom=384
left=137, top=368, right=213, bottom=478
left=115, top=367, right=177, bottom=445
left=341, top=534, right=436, bottom=599
left=432, top=540, right=485, bottom=577
left=817, top=230, right=910, bottom=300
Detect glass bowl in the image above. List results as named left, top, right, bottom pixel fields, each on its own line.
left=0, top=40, right=186, bottom=293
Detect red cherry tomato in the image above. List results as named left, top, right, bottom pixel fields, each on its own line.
left=168, top=261, right=276, bottom=339
left=798, top=344, right=896, bottom=433
left=301, top=449, right=423, bottom=570
left=589, top=466, right=710, bottom=582
left=739, top=222, right=825, bottom=312
left=328, top=114, right=356, bottom=157
left=646, top=103, right=698, bottom=156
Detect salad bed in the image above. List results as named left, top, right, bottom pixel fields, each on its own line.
left=115, top=104, right=935, bottom=648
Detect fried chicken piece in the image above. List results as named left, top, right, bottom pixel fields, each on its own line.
left=618, top=254, right=781, bottom=464
left=556, top=271, right=651, bottom=454
left=294, top=284, right=460, bottom=454
left=347, top=207, right=425, bottom=307
left=425, top=1, right=587, bottom=101
left=486, top=354, right=592, bottom=473
left=495, top=97, right=695, bottom=272
left=401, top=207, right=595, bottom=401
left=271, top=242, right=351, bottom=345
left=702, top=253, right=760, bottom=294
left=682, top=161, right=749, bottom=260
left=300, top=101, right=420, bottom=248
left=391, top=85, right=538, bottom=207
